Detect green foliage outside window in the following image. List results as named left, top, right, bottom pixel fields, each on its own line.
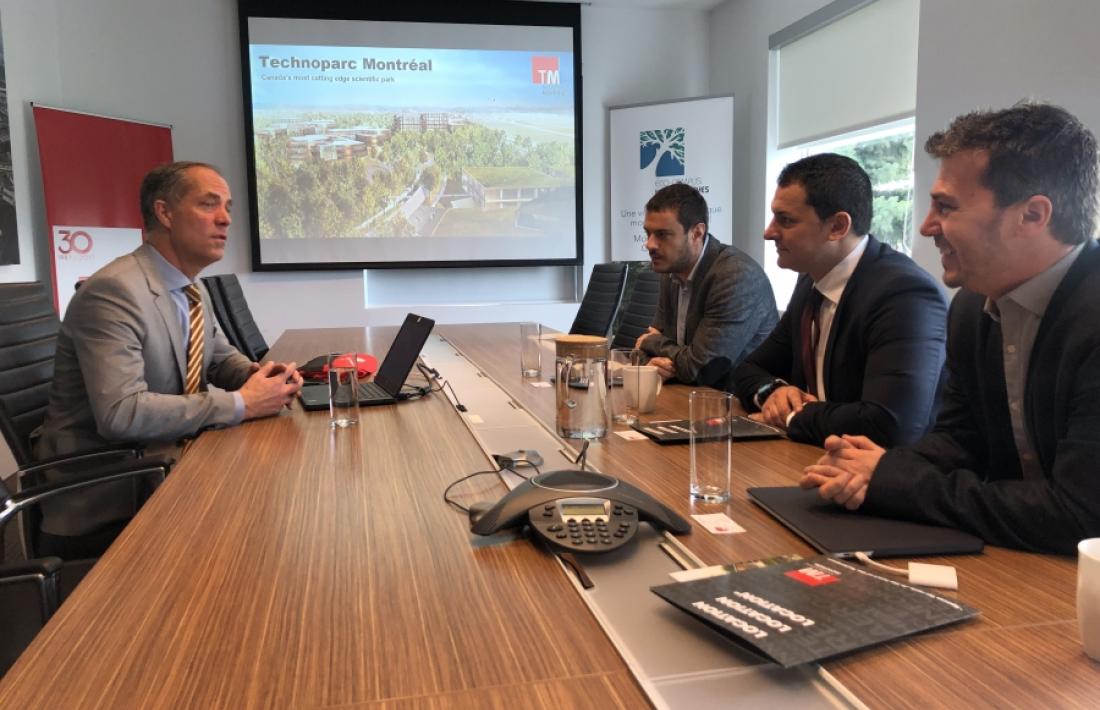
left=837, top=132, right=914, bottom=252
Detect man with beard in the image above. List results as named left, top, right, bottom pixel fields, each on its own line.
left=801, top=103, right=1100, bottom=554
left=636, top=183, right=777, bottom=385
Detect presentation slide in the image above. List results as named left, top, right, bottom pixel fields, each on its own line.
left=241, top=13, right=580, bottom=269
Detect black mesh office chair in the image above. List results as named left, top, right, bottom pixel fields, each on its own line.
left=202, top=276, right=246, bottom=354
left=205, top=275, right=269, bottom=361
left=569, top=263, right=628, bottom=338
left=0, top=458, right=169, bottom=676
left=611, top=269, right=661, bottom=350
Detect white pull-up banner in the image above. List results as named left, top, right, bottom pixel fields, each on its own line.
left=609, top=95, right=734, bottom=262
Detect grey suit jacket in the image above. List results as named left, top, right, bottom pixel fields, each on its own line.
left=35, top=243, right=253, bottom=535
left=640, top=235, right=778, bottom=384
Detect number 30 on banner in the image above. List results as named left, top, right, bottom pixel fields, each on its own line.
left=57, top=229, right=93, bottom=255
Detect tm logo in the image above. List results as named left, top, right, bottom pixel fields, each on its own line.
left=640, top=128, right=685, bottom=177
left=531, top=56, right=560, bottom=84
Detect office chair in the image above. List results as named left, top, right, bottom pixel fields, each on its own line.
left=611, top=269, right=661, bottom=350
left=0, top=282, right=148, bottom=559
left=569, top=262, right=628, bottom=338
left=0, top=457, right=170, bottom=677
left=0, top=282, right=60, bottom=466
left=202, top=276, right=246, bottom=354
left=205, top=275, right=269, bottom=361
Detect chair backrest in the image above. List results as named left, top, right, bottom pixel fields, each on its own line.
left=200, top=276, right=245, bottom=354
left=611, top=269, right=661, bottom=350
left=569, top=263, right=628, bottom=338
left=207, top=275, right=269, bottom=361
left=0, top=283, right=60, bottom=466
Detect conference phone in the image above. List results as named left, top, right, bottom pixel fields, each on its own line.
left=470, top=470, right=690, bottom=553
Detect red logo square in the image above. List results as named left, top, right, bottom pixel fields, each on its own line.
left=785, top=567, right=839, bottom=587
left=531, top=56, right=559, bottom=84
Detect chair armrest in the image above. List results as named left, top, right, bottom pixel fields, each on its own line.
left=17, top=445, right=145, bottom=479
left=0, top=557, right=63, bottom=579
left=2, top=459, right=171, bottom=529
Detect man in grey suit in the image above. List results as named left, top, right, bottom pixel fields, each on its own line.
left=35, top=161, right=302, bottom=556
left=636, top=183, right=777, bottom=384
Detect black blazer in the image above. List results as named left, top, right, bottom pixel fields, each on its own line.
left=866, top=240, right=1100, bottom=554
left=731, top=236, right=947, bottom=446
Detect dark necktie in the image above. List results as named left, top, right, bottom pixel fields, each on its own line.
left=799, top=287, right=824, bottom=397
left=183, top=284, right=205, bottom=394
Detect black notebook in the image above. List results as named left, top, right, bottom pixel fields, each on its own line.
left=748, top=486, right=984, bottom=558
left=630, top=416, right=783, bottom=445
left=652, top=555, right=978, bottom=668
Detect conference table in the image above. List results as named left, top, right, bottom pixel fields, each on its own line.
left=0, top=323, right=1097, bottom=708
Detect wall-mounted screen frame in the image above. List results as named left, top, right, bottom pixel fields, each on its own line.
left=238, top=0, right=583, bottom=271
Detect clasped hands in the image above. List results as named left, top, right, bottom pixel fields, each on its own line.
left=634, top=327, right=675, bottom=380
left=799, top=434, right=885, bottom=510
left=241, top=360, right=304, bottom=419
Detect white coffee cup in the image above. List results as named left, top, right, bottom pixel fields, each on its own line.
left=1078, top=537, right=1100, bottom=660
left=622, top=365, right=662, bottom=414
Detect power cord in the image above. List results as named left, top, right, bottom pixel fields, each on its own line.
left=443, top=460, right=542, bottom=514
left=416, top=361, right=467, bottom=412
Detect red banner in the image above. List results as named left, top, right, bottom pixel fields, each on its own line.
left=32, top=106, right=172, bottom=313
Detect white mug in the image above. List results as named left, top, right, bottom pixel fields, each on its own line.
left=1078, top=537, right=1100, bottom=660
left=622, top=365, right=662, bottom=414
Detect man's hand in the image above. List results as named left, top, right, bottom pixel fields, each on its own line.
left=647, top=356, right=676, bottom=381
left=800, top=434, right=885, bottom=510
left=635, top=326, right=660, bottom=351
left=240, top=361, right=303, bottom=419
left=757, top=385, right=816, bottom=428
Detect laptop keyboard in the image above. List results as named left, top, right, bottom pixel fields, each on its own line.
left=359, top=381, right=391, bottom=399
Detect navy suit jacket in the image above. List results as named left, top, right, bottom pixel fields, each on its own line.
left=866, top=240, right=1100, bottom=553
left=731, top=236, right=947, bottom=446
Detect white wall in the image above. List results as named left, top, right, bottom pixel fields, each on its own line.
left=909, top=0, right=1100, bottom=278
left=706, top=0, right=833, bottom=262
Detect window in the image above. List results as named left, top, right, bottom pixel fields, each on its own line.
left=764, top=119, right=915, bottom=307
left=765, top=0, right=919, bottom=308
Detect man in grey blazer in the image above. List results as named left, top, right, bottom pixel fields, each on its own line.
left=35, top=161, right=302, bottom=556
left=636, top=183, right=777, bottom=384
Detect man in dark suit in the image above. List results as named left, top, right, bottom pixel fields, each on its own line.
left=35, top=161, right=303, bottom=556
left=636, top=183, right=777, bottom=385
left=803, top=103, right=1100, bottom=554
left=732, top=154, right=947, bottom=446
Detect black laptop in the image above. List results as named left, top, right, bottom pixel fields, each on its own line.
left=748, top=486, right=984, bottom=558
left=299, top=313, right=435, bottom=410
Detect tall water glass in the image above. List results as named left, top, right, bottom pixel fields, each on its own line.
left=689, top=390, right=732, bottom=502
left=520, top=322, right=542, bottom=378
left=328, top=357, right=360, bottom=428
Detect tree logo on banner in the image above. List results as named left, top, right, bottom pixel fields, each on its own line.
left=639, top=128, right=685, bottom=177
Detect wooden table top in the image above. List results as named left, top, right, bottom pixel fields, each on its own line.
left=1, top=323, right=1097, bottom=708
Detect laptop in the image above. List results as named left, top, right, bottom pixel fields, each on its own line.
left=299, top=313, right=435, bottom=410
left=630, top=416, right=784, bottom=445
left=748, top=486, right=984, bottom=558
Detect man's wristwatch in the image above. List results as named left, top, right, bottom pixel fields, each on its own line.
left=754, top=379, right=788, bottom=409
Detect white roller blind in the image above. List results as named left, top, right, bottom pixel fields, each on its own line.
left=776, top=0, right=918, bottom=148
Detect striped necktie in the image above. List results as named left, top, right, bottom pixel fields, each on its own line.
left=183, top=284, right=205, bottom=394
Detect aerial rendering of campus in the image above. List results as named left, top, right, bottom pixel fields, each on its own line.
left=249, top=45, right=576, bottom=242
